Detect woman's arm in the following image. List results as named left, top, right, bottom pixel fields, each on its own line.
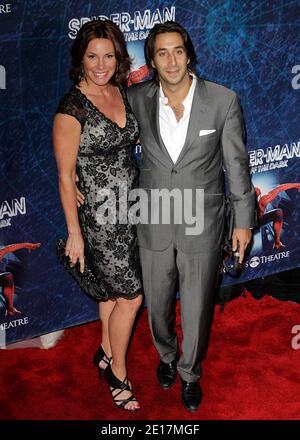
left=53, top=114, right=85, bottom=272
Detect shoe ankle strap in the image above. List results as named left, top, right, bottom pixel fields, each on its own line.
left=106, top=366, right=130, bottom=391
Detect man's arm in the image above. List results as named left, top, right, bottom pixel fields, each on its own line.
left=221, top=93, right=256, bottom=261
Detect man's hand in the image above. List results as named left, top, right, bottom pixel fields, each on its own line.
left=231, top=228, right=252, bottom=264
left=75, top=174, right=85, bottom=207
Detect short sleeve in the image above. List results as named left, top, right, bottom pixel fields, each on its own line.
left=56, top=90, right=87, bottom=129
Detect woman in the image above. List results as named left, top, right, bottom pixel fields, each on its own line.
left=53, top=20, right=143, bottom=412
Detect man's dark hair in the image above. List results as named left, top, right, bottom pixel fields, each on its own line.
left=144, top=21, right=197, bottom=79
left=70, top=19, right=131, bottom=86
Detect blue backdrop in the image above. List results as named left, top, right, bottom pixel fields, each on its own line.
left=0, top=0, right=299, bottom=344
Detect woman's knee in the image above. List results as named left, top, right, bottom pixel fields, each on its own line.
left=117, top=294, right=143, bottom=313
left=133, top=293, right=143, bottom=309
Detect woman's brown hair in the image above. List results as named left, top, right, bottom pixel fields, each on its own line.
left=70, top=19, right=131, bottom=86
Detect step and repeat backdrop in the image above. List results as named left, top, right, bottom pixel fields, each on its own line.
left=0, top=0, right=299, bottom=343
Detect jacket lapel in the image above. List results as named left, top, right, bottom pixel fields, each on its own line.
left=147, top=85, right=174, bottom=168
left=145, top=77, right=209, bottom=169
left=175, top=77, right=209, bottom=167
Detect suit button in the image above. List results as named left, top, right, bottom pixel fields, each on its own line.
left=171, top=169, right=178, bottom=174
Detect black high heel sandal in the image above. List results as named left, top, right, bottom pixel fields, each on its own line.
left=104, top=364, right=140, bottom=411
left=93, top=345, right=112, bottom=378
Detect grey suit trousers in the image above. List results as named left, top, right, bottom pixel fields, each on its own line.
left=139, top=243, right=222, bottom=382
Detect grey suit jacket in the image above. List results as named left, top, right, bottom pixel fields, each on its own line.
left=127, top=77, right=256, bottom=253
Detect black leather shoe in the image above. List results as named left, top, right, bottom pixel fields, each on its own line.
left=156, top=360, right=177, bottom=389
left=181, top=380, right=203, bottom=412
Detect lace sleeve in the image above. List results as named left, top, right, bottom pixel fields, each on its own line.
left=56, top=90, right=87, bottom=129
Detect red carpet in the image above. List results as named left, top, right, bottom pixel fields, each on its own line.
left=1, top=293, right=300, bottom=420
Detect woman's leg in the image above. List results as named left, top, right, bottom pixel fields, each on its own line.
left=108, top=293, right=143, bottom=410
left=97, top=300, right=116, bottom=369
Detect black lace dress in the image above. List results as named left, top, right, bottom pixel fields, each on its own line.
left=56, top=86, right=143, bottom=301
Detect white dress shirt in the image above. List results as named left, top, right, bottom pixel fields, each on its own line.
left=159, top=74, right=196, bottom=164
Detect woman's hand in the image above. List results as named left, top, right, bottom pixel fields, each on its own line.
left=65, top=231, right=85, bottom=273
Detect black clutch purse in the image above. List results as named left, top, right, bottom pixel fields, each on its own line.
left=56, top=238, right=109, bottom=301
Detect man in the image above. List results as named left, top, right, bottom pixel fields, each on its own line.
left=76, top=21, right=256, bottom=411
left=127, top=21, right=256, bottom=411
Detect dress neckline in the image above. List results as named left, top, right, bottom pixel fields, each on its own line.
left=74, top=85, right=129, bottom=130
